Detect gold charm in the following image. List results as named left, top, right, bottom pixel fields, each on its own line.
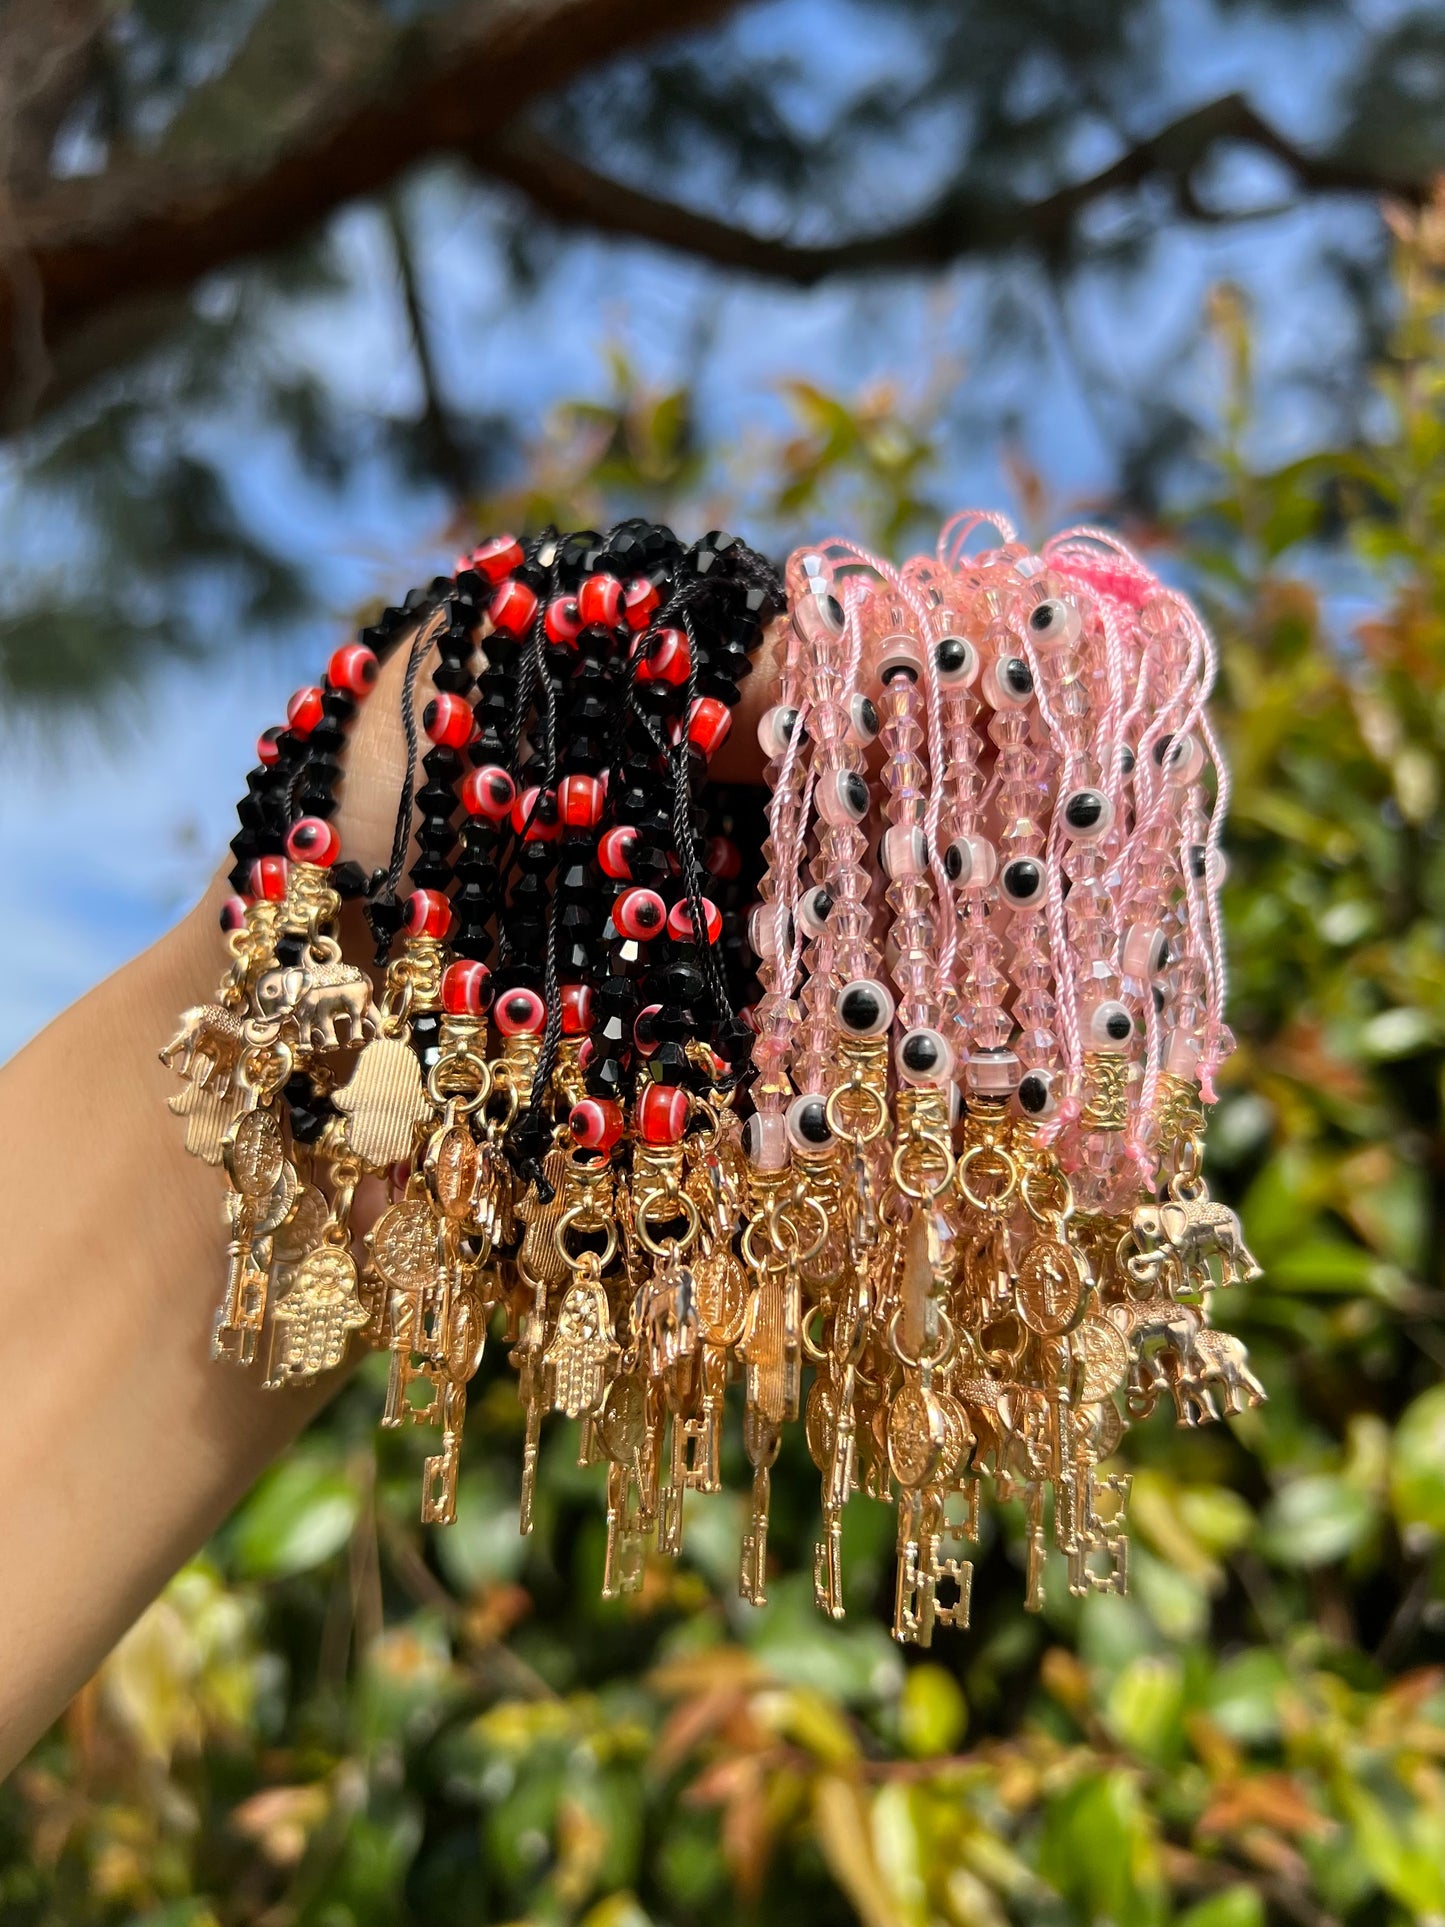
left=333, top=1036, right=431, bottom=1169
left=270, top=1244, right=369, bottom=1381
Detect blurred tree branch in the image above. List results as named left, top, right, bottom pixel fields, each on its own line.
left=0, top=0, right=738, bottom=428
left=489, top=92, right=1430, bottom=281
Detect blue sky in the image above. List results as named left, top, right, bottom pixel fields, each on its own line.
left=0, top=0, right=1395, bottom=1060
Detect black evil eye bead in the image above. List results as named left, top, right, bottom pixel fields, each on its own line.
left=786, top=1091, right=835, bottom=1154
left=748, top=903, right=793, bottom=959
left=1088, top=1000, right=1135, bottom=1049
left=1119, top=743, right=1137, bottom=777
left=1155, top=730, right=1206, bottom=784
left=835, top=977, right=895, bottom=1038
left=799, top=886, right=834, bottom=937
left=758, top=704, right=804, bottom=759
left=896, top=1026, right=954, bottom=1087
left=1060, top=788, right=1114, bottom=840
left=820, top=768, right=870, bottom=826
left=1027, top=597, right=1082, bottom=649
left=613, top=887, right=668, bottom=941
left=878, top=635, right=923, bottom=684
left=848, top=692, right=880, bottom=743
left=1016, top=1068, right=1059, bottom=1120
left=934, top=634, right=978, bottom=686
left=1001, top=857, right=1045, bottom=907
left=984, top=652, right=1034, bottom=709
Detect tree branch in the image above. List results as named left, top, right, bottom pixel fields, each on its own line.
left=0, top=0, right=736, bottom=426
left=483, top=93, right=1430, bottom=286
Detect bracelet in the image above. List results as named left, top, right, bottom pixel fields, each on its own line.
left=162, top=510, right=1260, bottom=1647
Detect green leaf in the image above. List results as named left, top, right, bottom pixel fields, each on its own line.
left=1259, top=1474, right=1376, bottom=1568
left=1391, top=1384, right=1445, bottom=1538
left=898, top=1664, right=967, bottom=1758
left=1178, top=1886, right=1265, bottom=1927
left=229, top=1450, right=358, bottom=1579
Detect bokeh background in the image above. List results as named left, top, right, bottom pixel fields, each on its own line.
left=5, top=2, right=1445, bottom=1922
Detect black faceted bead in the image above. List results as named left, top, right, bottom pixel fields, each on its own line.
left=409, top=857, right=451, bottom=891
left=432, top=661, right=473, bottom=695
left=715, top=1016, right=755, bottom=1064
left=331, top=859, right=368, bottom=900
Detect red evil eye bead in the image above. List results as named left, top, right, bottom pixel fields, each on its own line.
left=578, top=572, right=625, bottom=629
left=570, top=1097, right=623, bottom=1154
left=422, top=692, right=474, bottom=749
left=489, top=578, right=539, bottom=636
left=461, top=764, right=517, bottom=820
left=638, top=1083, right=689, bottom=1146
left=687, top=696, right=732, bottom=757
left=403, top=889, right=452, bottom=940
left=636, top=626, right=690, bottom=686
left=495, top=986, right=545, bottom=1036
left=560, top=983, right=595, bottom=1034
left=219, top=895, right=249, bottom=933
left=441, top=959, right=493, bottom=1015
left=545, top=594, right=584, bottom=646
left=285, top=816, right=341, bottom=866
left=623, top=576, right=660, bottom=630
left=286, top=685, right=325, bottom=736
left=248, top=855, right=289, bottom=902
left=704, top=836, right=741, bottom=879
left=510, top=786, right=561, bottom=840
left=558, top=774, right=605, bottom=829
left=614, top=887, right=667, bottom=941
left=633, top=1003, right=661, bottom=1056
left=327, top=640, right=379, bottom=697
left=667, top=897, right=722, bottom=944
left=472, top=533, right=524, bottom=583
left=598, top=825, right=638, bottom=880
left=256, top=724, right=284, bottom=767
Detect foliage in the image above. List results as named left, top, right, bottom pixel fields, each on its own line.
left=10, top=178, right=1445, bottom=1927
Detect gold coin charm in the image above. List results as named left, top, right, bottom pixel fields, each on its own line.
left=1074, top=1315, right=1129, bottom=1402
left=805, top=1378, right=838, bottom=1472
left=426, top=1121, right=480, bottom=1221
left=1015, top=1238, right=1085, bottom=1336
left=369, top=1197, right=436, bottom=1292
left=224, top=1106, right=285, bottom=1199
left=274, top=1182, right=330, bottom=1265
left=887, top=1379, right=948, bottom=1489
left=333, top=1036, right=431, bottom=1170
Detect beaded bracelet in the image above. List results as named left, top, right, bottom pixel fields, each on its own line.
left=163, top=512, right=1260, bottom=1649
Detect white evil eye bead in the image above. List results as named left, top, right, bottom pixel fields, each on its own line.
left=1121, top=923, right=1168, bottom=979
left=1016, top=1067, right=1059, bottom=1119
left=748, top=902, right=793, bottom=959
left=819, top=768, right=870, bottom=825
left=896, top=1026, right=955, bottom=1087
left=799, top=885, right=834, bottom=936
left=847, top=692, right=879, bottom=743
left=1060, top=788, right=1114, bottom=840
left=1118, top=743, right=1137, bottom=777
left=1000, top=856, right=1046, bottom=906
left=933, top=634, right=978, bottom=686
left=792, top=561, right=845, bottom=644
left=1156, top=730, right=1206, bottom=783
left=835, top=977, right=895, bottom=1038
left=1088, top=1000, right=1135, bottom=1049
left=966, top=1046, right=1020, bottom=1095
left=1027, top=597, right=1082, bottom=648
left=743, top=1110, right=789, bottom=1171
left=881, top=825, right=928, bottom=879
left=758, top=703, right=804, bottom=759
left=878, top=634, right=924, bottom=684
left=983, top=652, right=1034, bottom=709
left=786, top=1091, right=835, bottom=1154
left=943, top=838, right=973, bottom=886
